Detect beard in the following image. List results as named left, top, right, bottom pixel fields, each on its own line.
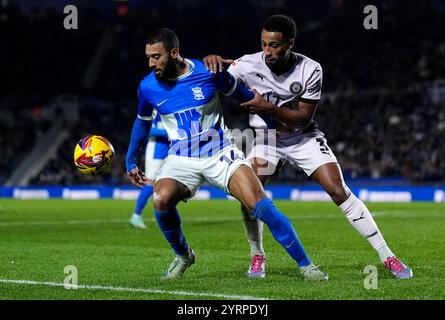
left=265, top=53, right=294, bottom=75
left=154, top=58, right=177, bottom=81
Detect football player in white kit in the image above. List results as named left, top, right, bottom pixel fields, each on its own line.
left=204, top=15, right=413, bottom=279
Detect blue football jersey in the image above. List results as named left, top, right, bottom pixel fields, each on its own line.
left=147, top=111, right=169, bottom=160
left=137, top=59, right=236, bottom=158
left=151, top=110, right=164, bottom=129
left=150, top=110, right=168, bottom=140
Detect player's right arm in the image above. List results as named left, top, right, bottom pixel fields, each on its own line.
left=241, top=63, right=323, bottom=130
left=125, top=84, right=154, bottom=187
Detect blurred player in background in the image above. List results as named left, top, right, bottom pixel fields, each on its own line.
left=129, top=112, right=169, bottom=229
left=126, top=28, right=328, bottom=281
left=204, top=15, right=413, bottom=279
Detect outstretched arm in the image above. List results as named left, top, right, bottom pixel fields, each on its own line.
left=203, top=54, right=234, bottom=73
left=214, top=69, right=254, bottom=102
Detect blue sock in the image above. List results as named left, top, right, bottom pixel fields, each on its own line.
left=252, top=198, right=311, bottom=268
left=154, top=208, right=189, bottom=256
left=134, top=185, right=153, bottom=216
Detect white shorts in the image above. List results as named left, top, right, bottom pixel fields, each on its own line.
left=155, top=145, right=251, bottom=196
left=145, top=138, right=169, bottom=181
left=247, top=131, right=338, bottom=176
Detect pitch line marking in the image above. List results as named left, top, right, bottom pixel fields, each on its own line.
left=0, top=217, right=241, bottom=227
left=0, top=279, right=269, bottom=300
left=0, top=218, right=128, bottom=226
left=1, top=211, right=436, bottom=227
left=0, top=215, right=342, bottom=227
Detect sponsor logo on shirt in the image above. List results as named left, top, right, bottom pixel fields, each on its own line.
left=307, top=80, right=321, bottom=94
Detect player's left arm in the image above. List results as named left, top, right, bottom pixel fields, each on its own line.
left=214, top=69, right=254, bottom=102
left=277, top=99, right=318, bottom=129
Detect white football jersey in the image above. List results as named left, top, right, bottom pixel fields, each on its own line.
left=227, top=51, right=322, bottom=135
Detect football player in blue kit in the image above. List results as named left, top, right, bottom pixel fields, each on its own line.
left=129, top=112, right=169, bottom=229
left=125, top=28, right=328, bottom=280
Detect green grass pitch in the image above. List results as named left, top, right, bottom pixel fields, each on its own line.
left=0, top=199, right=444, bottom=300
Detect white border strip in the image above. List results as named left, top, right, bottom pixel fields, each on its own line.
left=0, top=279, right=268, bottom=300
left=1, top=210, right=436, bottom=227
left=0, top=217, right=242, bottom=227
left=0, top=215, right=342, bottom=227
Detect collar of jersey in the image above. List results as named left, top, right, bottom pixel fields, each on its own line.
left=167, top=59, right=195, bottom=81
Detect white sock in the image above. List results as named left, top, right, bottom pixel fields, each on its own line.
left=339, top=193, right=394, bottom=263
left=377, top=246, right=395, bottom=263
left=242, top=216, right=265, bottom=257
left=132, top=213, right=140, bottom=219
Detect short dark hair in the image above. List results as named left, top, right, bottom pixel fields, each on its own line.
left=146, top=28, right=180, bottom=51
left=262, top=15, right=297, bottom=41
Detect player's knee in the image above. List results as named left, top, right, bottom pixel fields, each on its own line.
left=152, top=190, right=175, bottom=211
left=241, top=204, right=257, bottom=222
left=324, top=183, right=349, bottom=204
left=244, top=192, right=267, bottom=213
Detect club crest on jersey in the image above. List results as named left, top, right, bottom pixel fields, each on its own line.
left=289, top=81, right=303, bottom=95
left=191, top=87, right=205, bottom=100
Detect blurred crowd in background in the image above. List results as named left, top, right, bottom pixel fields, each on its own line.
left=1, top=0, right=444, bottom=186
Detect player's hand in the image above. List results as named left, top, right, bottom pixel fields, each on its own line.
left=127, top=167, right=147, bottom=188
left=203, top=55, right=234, bottom=73
left=240, top=89, right=275, bottom=114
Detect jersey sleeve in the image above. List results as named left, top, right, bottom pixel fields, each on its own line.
left=214, top=70, right=254, bottom=102
left=227, top=57, right=246, bottom=84
left=137, top=84, right=155, bottom=121
left=300, top=64, right=323, bottom=104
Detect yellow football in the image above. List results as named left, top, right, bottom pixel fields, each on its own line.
left=74, top=135, right=115, bottom=176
